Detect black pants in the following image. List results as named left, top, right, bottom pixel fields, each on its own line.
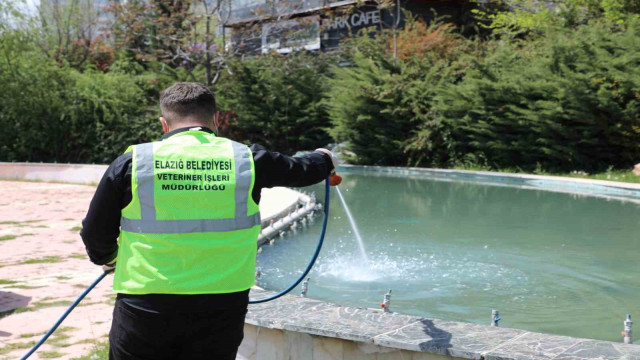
left=109, top=299, right=247, bottom=360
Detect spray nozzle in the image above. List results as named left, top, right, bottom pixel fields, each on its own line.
left=330, top=174, right=342, bottom=186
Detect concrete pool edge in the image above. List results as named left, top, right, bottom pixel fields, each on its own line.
left=244, top=288, right=640, bottom=359
left=340, top=164, right=640, bottom=203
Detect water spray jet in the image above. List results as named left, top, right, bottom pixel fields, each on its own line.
left=335, top=186, right=370, bottom=264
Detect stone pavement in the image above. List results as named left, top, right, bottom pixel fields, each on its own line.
left=0, top=181, right=297, bottom=360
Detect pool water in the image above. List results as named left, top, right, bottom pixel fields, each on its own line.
left=256, top=169, right=640, bottom=342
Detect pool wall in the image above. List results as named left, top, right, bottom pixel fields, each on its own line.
left=239, top=287, right=640, bottom=360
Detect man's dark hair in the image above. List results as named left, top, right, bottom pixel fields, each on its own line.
left=160, top=82, right=216, bottom=124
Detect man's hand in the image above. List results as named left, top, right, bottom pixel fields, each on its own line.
left=315, top=148, right=338, bottom=175
left=102, top=259, right=116, bottom=273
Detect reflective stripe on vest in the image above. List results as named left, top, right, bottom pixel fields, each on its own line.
left=120, top=140, right=260, bottom=234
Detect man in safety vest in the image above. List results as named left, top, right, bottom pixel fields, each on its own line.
left=81, top=82, right=338, bottom=360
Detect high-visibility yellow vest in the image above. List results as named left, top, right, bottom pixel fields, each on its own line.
left=113, top=130, right=261, bottom=294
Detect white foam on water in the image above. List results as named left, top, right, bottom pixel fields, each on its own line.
left=314, top=249, right=531, bottom=293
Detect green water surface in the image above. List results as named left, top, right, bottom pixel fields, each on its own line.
left=256, top=169, right=640, bottom=342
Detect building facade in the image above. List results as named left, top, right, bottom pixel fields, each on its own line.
left=223, top=0, right=476, bottom=54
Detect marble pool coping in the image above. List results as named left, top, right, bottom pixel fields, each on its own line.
left=248, top=287, right=640, bottom=359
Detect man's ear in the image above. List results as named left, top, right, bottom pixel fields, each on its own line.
left=213, top=111, right=220, bottom=129
left=213, top=111, right=220, bottom=135
left=159, top=117, right=169, bottom=133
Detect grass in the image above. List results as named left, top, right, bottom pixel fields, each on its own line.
left=69, top=254, right=86, bottom=259
left=0, top=220, right=42, bottom=225
left=47, top=326, right=77, bottom=348
left=0, top=233, right=34, bottom=241
left=70, top=226, right=82, bottom=232
left=55, top=276, right=72, bottom=281
left=0, top=279, right=43, bottom=290
left=13, top=299, right=74, bottom=314
left=22, top=256, right=63, bottom=265
left=0, top=340, right=37, bottom=355
left=40, top=351, right=65, bottom=358
left=104, top=295, right=117, bottom=306
left=564, top=170, right=640, bottom=184
left=451, top=165, right=640, bottom=184
left=19, top=332, right=43, bottom=339
left=72, top=341, right=109, bottom=360
left=11, top=284, right=45, bottom=289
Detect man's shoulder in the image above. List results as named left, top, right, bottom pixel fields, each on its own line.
left=249, top=144, right=268, bottom=153
left=106, top=151, right=133, bottom=180
left=112, top=150, right=133, bottom=166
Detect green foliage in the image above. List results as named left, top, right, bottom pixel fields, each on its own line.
left=433, top=20, right=640, bottom=172
left=473, top=0, right=640, bottom=36
left=217, top=52, right=333, bottom=154
left=36, top=0, right=113, bottom=70
left=71, top=342, right=109, bottom=360
left=327, top=52, right=415, bottom=165
left=327, top=22, right=470, bottom=166
left=0, top=29, right=170, bottom=163
left=106, top=0, right=195, bottom=67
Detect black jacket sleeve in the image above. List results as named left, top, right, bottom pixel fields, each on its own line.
left=81, top=144, right=333, bottom=265
left=80, top=152, right=132, bottom=265
left=250, top=145, right=333, bottom=203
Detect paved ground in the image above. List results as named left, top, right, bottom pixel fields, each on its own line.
left=0, top=181, right=112, bottom=359
left=0, top=180, right=300, bottom=359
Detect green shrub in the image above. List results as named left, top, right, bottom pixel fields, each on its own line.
left=433, top=20, right=640, bottom=172
left=0, top=30, right=169, bottom=163
left=327, top=22, right=471, bottom=166
left=216, top=52, right=333, bottom=154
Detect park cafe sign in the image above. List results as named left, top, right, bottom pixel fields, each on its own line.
left=326, top=9, right=382, bottom=31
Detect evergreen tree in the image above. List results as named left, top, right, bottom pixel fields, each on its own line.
left=434, top=20, right=640, bottom=172
left=216, top=52, right=333, bottom=154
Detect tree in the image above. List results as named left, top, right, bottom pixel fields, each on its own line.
left=217, top=52, right=333, bottom=153
left=472, top=0, right=640, bottom=37
left=106, top=0, right=195, bottom=68
left=36, top=0, right=112, bottom=69
left=433, top=20, right=640, bottom=172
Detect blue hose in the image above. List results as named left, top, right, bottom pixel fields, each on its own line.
left=20, top=269, right=113, bottom=360
left=20, top=176, right=331, bottom=358
left=249, top=176, right=330, bottom=303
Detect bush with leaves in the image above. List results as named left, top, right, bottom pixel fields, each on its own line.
left=473, top=0, right=640, bottom=37
left=433, top=20, right=640, bottom=172
left=0, top=29, right=170, bottom=163
left=216, top=52, right=334, bottom=154
left=327, top=20, right=472, bottom=166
